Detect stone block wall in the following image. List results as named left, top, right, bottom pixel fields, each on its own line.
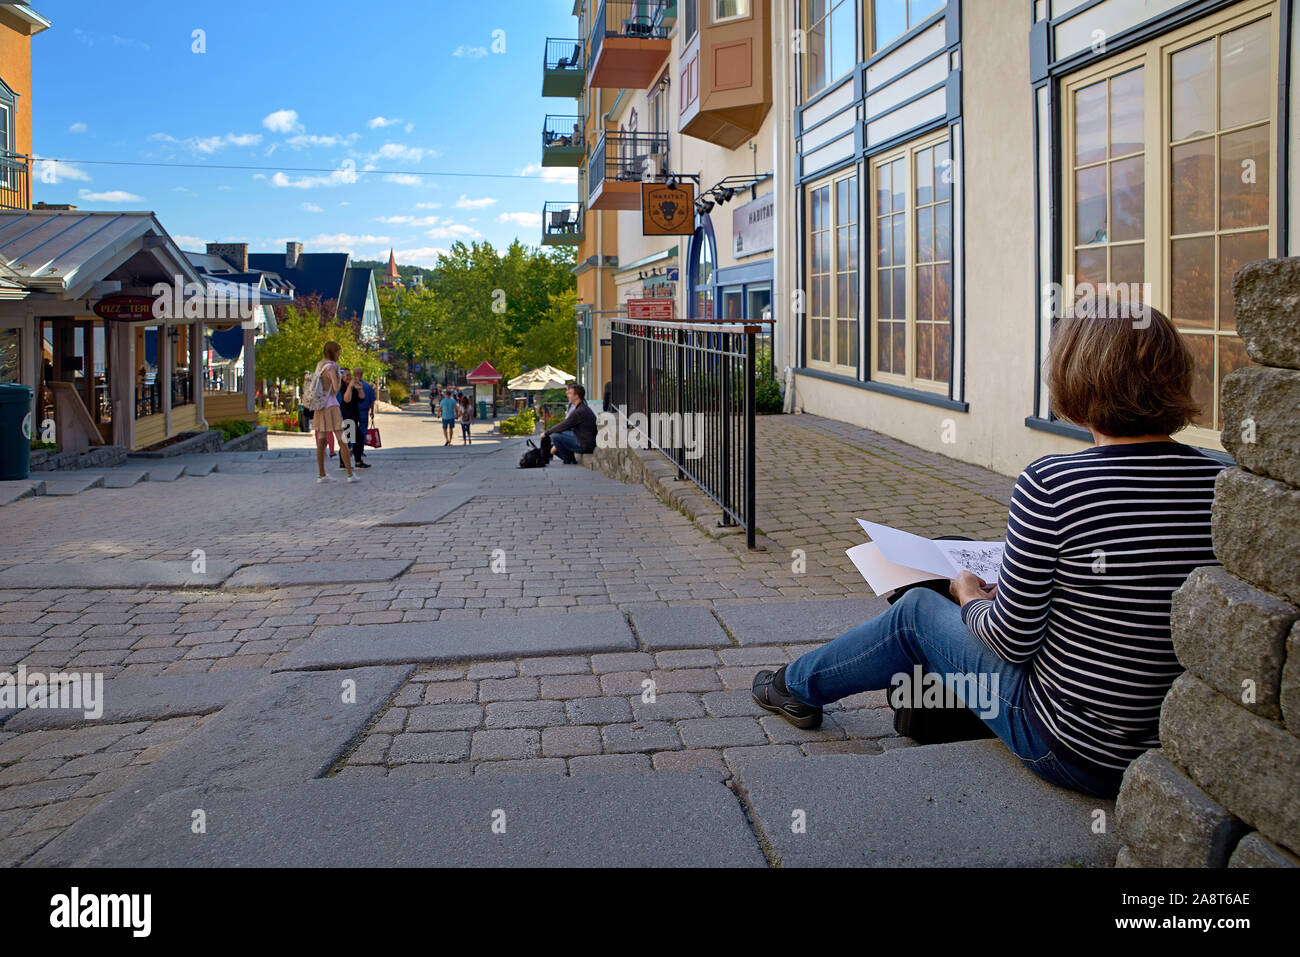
left=1114, top=258, right=1300, bottom=868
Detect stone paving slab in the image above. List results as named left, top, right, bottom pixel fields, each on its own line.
left=738, top=740, right=1118, bottom=867
left=100, top=470, right=149, bottom=488
left=280, top=610, right=637, bottom=671
left=714, top=597, right=890, bottom=646
left=141, top=464, right=186, bottom=482
left=224, top=559, right=413, bottom=588
left=38, top=475, right=105, bottom=495
left=0, top=560, right=241, bottom=591
left=69, top=771, right=765, bottom=867
left=0, top=671, right=259, bottom=731
left=29, top=664, right=412, bottom=866
left=0, top=481, right=44, bottom=505
left=629, top=606, right=731, bottom=650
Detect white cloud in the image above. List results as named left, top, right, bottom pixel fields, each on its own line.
left=284, top=132, right=358, bottom=150
left=67, top=122, right=87, bottom=134
left=78, top=189, right=142, bottom=203
left=384, top=173, right=422, bottom=187
left=453, top=45, right=488, bottom=58
left=404, top=122, right=415, bottom=134
left=301, top=202, right=324, bottom=212
left=367, top=116, right=402, bottom=129
left=415, top=201, right=442, bottom=209
left=394, top=246, right=447, bottom=268
left=31, top=158, right=92, bottom=182
left=374, top=215, right=442, bottom=226
left=303, top=233, right=394, bottom=253
left=262, top=109, right=302, bottom=134
left=217, top=185, right=233, bottom=191
left=368, top=142, right=429, bottom=164
left=149, top=132, right=263, bottom=154
left=426, top=223, right=482, bottom=240
left=516, top=162, right=578, bottom=184
left=270, top=164, right=359, bottom=189
left=172, top=235, right=205, bottom=248
left=497, top=211, right=543, bottom=229
left=454, top=194, right=497, bottom=210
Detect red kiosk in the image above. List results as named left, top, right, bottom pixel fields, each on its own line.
left=465, top=361, right=503, bottom=418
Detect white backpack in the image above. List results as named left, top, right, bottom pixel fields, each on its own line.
left=302, top=361, right=332, bottom=411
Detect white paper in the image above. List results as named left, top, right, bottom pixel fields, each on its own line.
left=933, top=540, right=1005, bottom=583
left=845, top=543, right=937, bottom=596
left=855, top=520, right=960, bottom=579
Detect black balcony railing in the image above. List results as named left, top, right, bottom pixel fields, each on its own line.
left=589, top=131, right=668, bottom=197
left=543, top=115, right=584, bottom=149
left=136, top=380, right=162, bottom=419
left=542, top=201, right=584, bottom=245
left=171, top=369, right=193, bottom=408
left=0, top=150, right=30, bottom=211
left=543, top=37, right=586, bottom=97
left=545, top=37, right=584, bottom=72
left=610, top=318, right=760, bottom=549
left=590, top=0, right=670, bottom=64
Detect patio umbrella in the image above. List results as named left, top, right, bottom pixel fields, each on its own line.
left=507, top=365, right=575, bottom=391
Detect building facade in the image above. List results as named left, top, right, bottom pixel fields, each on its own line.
left=781, top=0, right=1296, bottom=475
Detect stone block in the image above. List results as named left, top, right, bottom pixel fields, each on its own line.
left=484, top=699, right=566, bottom=729
left=1231, top=257, right=1300, bottom=369
left=470, top=729, right=540, bottom=762
left=1113, top=749, right=1246, bottom=867
left=1220, top=365, right=1300, bottom=487
left=1171, top=565, right=1299, bottom=719
left=1283, top=623, right=1300, bottom=733
left=1161, top=673, right=1300, bottom=853
left=1228, top=831, right=1300, bottom=867
left=1212, top=468, right=1300, bottom=606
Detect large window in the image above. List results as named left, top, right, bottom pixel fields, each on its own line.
left=715, top=0, right=750, bottom=22
left=870, top=132, right=952, bottom=389
left=806, top=170, right=858, bottom=372
left=1061, top=3, right=1276, bottom=439
left=803, top=0, right=855, bottom=99
left=872, top=0, right=945, bottom=53
left=691, top=226, right=716, bottom=319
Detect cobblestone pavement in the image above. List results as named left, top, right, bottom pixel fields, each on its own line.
left=337, top=645, right=911, bottom=783
left=0, top=407, right=1019, bottom=865
left=0, top=715, right=211, bottom=866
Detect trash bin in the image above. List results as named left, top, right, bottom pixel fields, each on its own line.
left=0, top=382, right=34, bottom=481
left=477, top=400, right=487, bottom=420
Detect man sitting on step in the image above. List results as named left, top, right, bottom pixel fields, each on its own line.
left=541, top=383, right=597, bottom=465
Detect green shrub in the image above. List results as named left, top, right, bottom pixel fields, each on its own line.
left=499, top=409, right=537, bottom=436
left=755, top=375, right=784, bottom=415
left=387, top=380, right=409, bottom=404
left=213, top=419, right=255, bottom=442
left=30, top=439, right=57, bottom=451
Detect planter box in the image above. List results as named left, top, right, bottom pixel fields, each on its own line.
left=29, top=445, right=128, bottom=472
left=221, top=426, right=268, bottom=452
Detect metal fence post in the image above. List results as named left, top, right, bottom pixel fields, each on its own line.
left=745, top=328, right=756, bottom=550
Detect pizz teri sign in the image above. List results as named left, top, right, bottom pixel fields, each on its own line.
left=92, top=294, right=156, bottom=321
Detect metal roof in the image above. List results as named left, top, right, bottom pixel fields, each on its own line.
left=0, top=210, right=202, bottom=300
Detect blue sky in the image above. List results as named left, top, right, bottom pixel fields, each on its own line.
left=30, top=0, right=580, bottom=266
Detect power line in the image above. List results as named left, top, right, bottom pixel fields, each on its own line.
left=33, top=157, right=567, bottom=182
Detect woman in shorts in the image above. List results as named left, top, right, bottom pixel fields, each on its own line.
left=313, top=340, right=358, bottom=484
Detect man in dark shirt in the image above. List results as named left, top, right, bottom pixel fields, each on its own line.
left=337, top=370, right=368, bottom=469
left=542, top=383, right=597, bottom=464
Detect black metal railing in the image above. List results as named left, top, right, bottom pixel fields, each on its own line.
left=589, top=131, right=668, bottom=197
left=136, top=380, right=162, bottom=419
left=610, top=318, right=759, bottom=549
left=0, top=150, right=30, bottom=210
left=543, top=115, right=584, bottom=149
left=544, top=37, right=584, bottom=72
left=171, top=369, right=193, bottom=407
left=542, top=201, right=584, bottom=242
left=591, top=0, right=670, bottom=64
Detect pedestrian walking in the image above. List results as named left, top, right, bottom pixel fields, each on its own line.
left=308, top=341, right=358, bottom=483
left=338, top=369, right=368, bottom=470
left=459, top=395, right=473, bottom=445
left=439, top=388, right=458, bottom=446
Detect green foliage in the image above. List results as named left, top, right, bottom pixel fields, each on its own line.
left=30, top=439, right=57, bottom=451
left=213, top=419, right=254, bottom=442
left=755, top=374, right=784, bottom=415
left=498, top=408, right=537, bottom=436
left=386, top=380, right=409, bottom=404
left=256, top=303, right=388, bottom=389
left=257, top=409, right=300, bottom=431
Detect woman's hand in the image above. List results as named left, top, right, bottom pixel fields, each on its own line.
left=950, top=570, right=994, bottom=607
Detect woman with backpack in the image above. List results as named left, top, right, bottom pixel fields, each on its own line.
left=459, top=395, right=473, bottom=445
left=307, top=340, right=359, bottom=484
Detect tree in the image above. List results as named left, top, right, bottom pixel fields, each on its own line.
left=256, top=302, right=386, bottom=389
left=519, top=290, right=578, bottom=372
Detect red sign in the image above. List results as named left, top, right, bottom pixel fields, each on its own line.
left=627, top=298, right=673, bottom=320
left=93, top=294, right=156, bottom=321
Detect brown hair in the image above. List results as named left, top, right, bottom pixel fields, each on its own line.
left=568, top=383, right=586, bottom=400
left=1046, top=303, right=1200, bottom=436
left=323, top=340, right=341, bottom=361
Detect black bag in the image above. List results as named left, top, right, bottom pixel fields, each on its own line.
left=884, top=549, right=996, bottom=745
left=518, top=439, right=548, bottom=469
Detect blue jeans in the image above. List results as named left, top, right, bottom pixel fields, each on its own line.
left=783, top=588, right=1120, bottom=797
left=549, top=430, right=581, bottom=463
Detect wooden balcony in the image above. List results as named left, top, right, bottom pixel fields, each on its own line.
left=588, top=0, right=671, bottom=91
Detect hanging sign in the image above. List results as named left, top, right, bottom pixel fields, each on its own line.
left=642, top=182, right=695, bottom=236
left=93, top=294, right=156, bottom=321
left=627, top=298, right=674, bottom=320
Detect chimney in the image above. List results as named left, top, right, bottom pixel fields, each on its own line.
left=206, top=242, right=248, bottom=272
left=286, top=241, right=303, bottom=271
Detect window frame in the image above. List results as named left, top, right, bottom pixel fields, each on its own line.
left=867, top=128, right=953, bottom=395
left=802, top=0, right=856, bottom=101
left=869, top=0, right=947, bottom=56
left=713, top=0, right=751, bottom=24
left=1057, top=0, right=1279, bottom=447
left=804, top=167, right=860, bottom=375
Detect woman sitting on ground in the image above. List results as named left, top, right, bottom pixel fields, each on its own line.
left=753, top=304, right=1225, bottom=797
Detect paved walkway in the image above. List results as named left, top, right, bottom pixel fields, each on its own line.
left=0, top=408, right=1111, bottom=869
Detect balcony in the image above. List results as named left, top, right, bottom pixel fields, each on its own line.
left=588, top=131, right=668, bottom=211
left=543, top=37, right=585, bottom=98
left=542, top=202, right=585, bottom=246
left=0, top=150, right=30, bottom=211
left=589, top=0, right=671, bottom=90
left=542, top=115, right=585, bottom=167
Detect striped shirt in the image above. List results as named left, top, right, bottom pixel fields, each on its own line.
left=962, top=441, right=1225, bottom=778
